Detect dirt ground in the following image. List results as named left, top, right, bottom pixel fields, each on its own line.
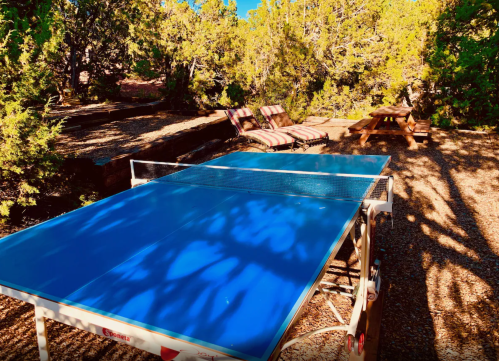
left=56, top=113, right=223, bottom=161
left=1, top=123, right=499, bottom=360
left=119, top=78, right=163, bottom=99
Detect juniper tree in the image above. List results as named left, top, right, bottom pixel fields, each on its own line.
left=0, top=0, right=64, bottom=220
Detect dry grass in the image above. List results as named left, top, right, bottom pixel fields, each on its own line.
left=1, top=124, right=499, bottom=360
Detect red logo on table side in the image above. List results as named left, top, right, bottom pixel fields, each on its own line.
left=161, top=347, right=219, bottom=361
left=102, top=328, right=131, bottom=342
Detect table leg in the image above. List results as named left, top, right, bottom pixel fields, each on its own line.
left=35, top=307, right=51, bottom=361
left=406, top=114, right=417, bottom=130
left=359, top=117, right=382, bottom=146
left=386, top=117, right=391, bottom=130
left=395, top=117, right=417, bottom=148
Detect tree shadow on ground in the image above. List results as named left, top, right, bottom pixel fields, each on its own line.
left=1, top=127, right=498, bottom=361
left=319, top=129, right=499, bottom=360
left=56, top=113, right=206, bottom=161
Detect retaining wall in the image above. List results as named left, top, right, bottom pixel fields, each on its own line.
left=64, top=116, right=235, bottom=195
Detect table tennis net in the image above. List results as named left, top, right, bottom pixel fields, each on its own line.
left=131, top=160, right=390, bottom=202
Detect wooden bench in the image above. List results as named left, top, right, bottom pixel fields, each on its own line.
left=414, top=119, right=431, bottom=134
left=348, top=118, right=374, bottom=132
left=350, top=122, right=431, bottom=136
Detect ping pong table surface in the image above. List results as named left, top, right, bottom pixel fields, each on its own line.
left=0, top=152, right=390, bottom=361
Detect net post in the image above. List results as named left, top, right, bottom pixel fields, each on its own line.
left=130, top=160, right=146, bottom=188
left=387, top=176, right=394, bottom=204
left=130, top=159, right=136, bottom=181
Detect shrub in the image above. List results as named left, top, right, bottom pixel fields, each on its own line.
left=88, top=74, right=122, bottom=102
left=425, top=0, right=499, bottom=128
left=133, top=60, right=160, bottom=80
left=0, top=99, right=63, bottom=221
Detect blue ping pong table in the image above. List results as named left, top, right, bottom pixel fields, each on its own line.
left=0, top=152, right=392, bottom=361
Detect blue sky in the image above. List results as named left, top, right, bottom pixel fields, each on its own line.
left=232, top=0, right=260, bottom=18
left=231, top=0, right=419, bottom=18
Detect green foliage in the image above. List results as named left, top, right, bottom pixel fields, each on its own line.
left=129, top=0, right=241, bottom=108
left=310, top=79, right=375, bottom=120
left=0, top=0, right=65, bottom=105
left=52, top=0, right=138, bottom=101
left=0, top=0, right=64, bottom=221
left=79, top=191, right=100, bottom=207
left=426, top=0, right=499, bottom=128
left=126, top=0, right=447, bottom=122
left=4, top=0, right=492, bottom=128
left=88, top=74, right=122, bottom=102
left=219, top=83, right=245, bottom=108
left=133, top=60, right=161, bottom=80
left=0, top=100, right=63, bottom=220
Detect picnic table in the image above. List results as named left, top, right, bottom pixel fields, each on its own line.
left=348, top=106, right=431, bottom=147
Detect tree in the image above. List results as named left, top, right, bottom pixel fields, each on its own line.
left=127, top=0, right=243, bottom=109
left=0, top=0, right=64, bottom=105
left=53, top=0, right=138, bottom=101
left=426, top=0, right=499, bottom=128
left=123, top=0, right=447, bottom=122
left=0, top=0, right=64, bottom=220
left=0, top=101, right=62, bottom=220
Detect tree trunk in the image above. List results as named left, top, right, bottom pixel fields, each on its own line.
left=189, top=58, right=197, bottom=79
left=70, top=46, right=78, bottom=93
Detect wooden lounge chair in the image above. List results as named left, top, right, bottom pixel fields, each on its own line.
left=225, top=108, right=295, bottom=152
left=259, top=105, right=329, bottom=149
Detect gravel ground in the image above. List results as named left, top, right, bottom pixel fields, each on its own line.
left=1, top=124, right=499, bottom=360
left=56, top=113, right=223, bottom=161
left=50, top=103, right=140, bottom=117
